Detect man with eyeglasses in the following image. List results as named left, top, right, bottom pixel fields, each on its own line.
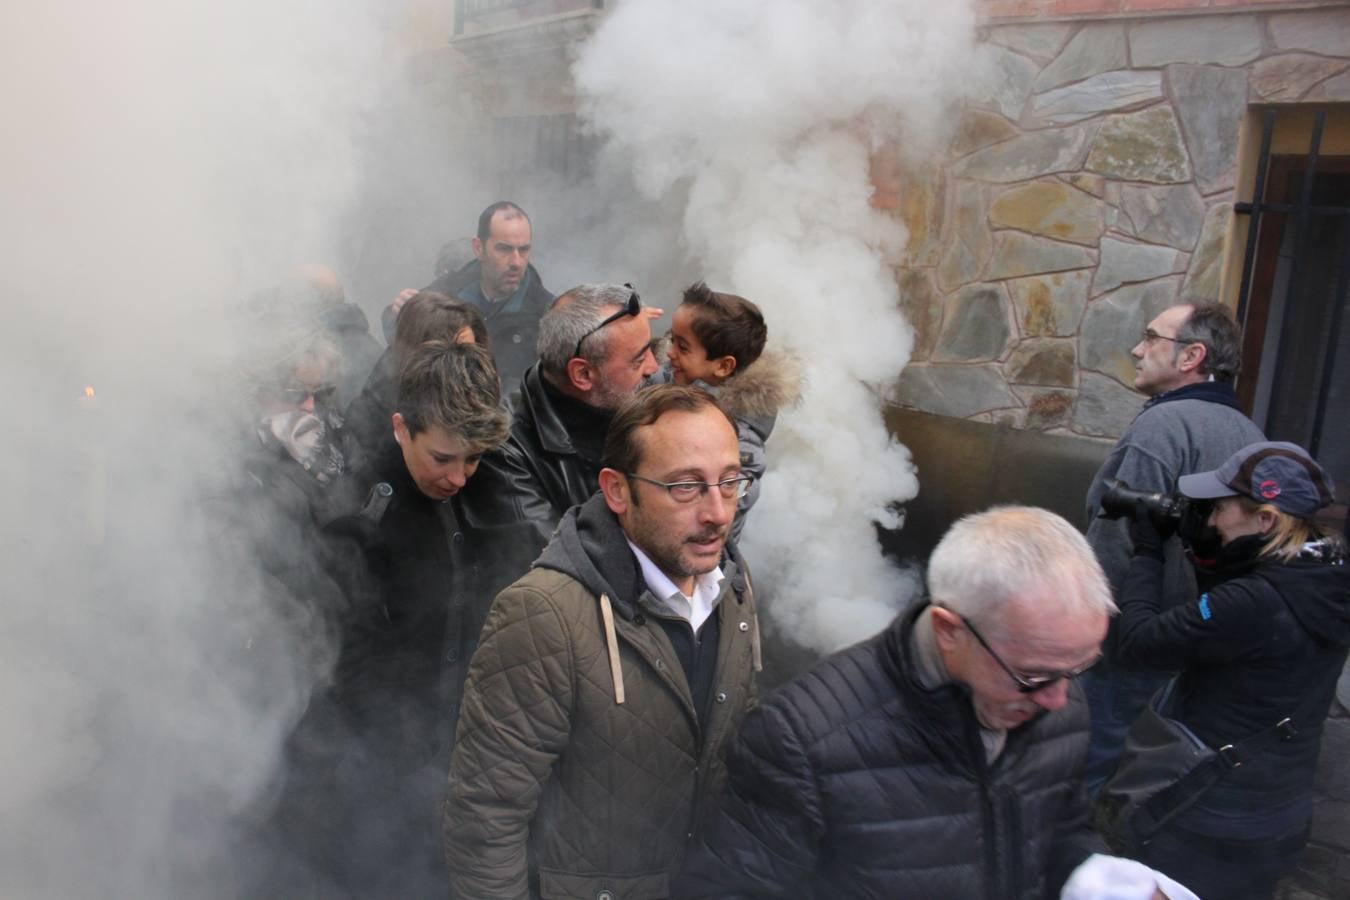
left=458, top=282, right=661, bottom=597
left=1081, top=302, right=1264, bottom=796
left=444, top=384, right=760, bottom=900
left=679, top=507, right=1191, bottom=899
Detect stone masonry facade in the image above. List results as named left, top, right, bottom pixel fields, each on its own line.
left=877, top=5, right=1350, bottom=896
left=883, top=3, right=1350, bottom=442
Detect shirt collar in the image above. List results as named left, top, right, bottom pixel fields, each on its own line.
left=625, top=539, right=724, bottom=620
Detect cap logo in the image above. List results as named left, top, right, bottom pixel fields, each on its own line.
left=1259, top=479, right=1281, bottom=500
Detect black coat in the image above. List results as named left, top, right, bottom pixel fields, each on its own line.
left=336, top=438, right=494, bottom=768
left=1115, top=533, right=1350, bottom=836
left=677, top=605, right=1101, bottom=899
left=222, top=434, right=374, bottom=667
left=457, top=362, right=615, bottom=599
left=319, top=302, right=384, bottom=411
left=342, top=347, right=397, bottom=470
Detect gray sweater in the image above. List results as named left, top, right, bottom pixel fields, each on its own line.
left=1084, top=382, right=1264, bottom=658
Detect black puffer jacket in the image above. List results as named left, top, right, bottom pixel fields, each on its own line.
left=1115, top=533, right=1350, bottom=836
left=677, top=604, right=1100, bottom=899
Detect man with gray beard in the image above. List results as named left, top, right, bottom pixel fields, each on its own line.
left=457, top=283, right=660, bottom=593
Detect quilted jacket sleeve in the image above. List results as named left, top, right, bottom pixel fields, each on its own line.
left=675, top=699, right=823, bottom=898
left=443, top=584, right=575, bottom=899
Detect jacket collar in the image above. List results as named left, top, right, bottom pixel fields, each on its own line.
left=1141, top=379, right=1243, bottom=414
left=516, top=363, right=614, bottom=459
left=535, top=493, right=746, bottom=622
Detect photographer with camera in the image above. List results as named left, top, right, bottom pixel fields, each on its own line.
left=1100, top=442, right=1349, bottom=898
left=1082, top=302, right=1264, bottom=795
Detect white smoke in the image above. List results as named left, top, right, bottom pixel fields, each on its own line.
left=574, top=0, right=977, bottom=651
left=0, top=2, right=429, bottom=896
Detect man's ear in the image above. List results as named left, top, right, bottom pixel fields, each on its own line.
left=1177, top=340, right=1208, bottom=375
left=711, top=354, right=738, bottom=380
left=566, top=357, right=596, bottom=393
left=929, top=605, right=964, bottom=652
left=392, top=412, right=408, bottom=446
left=598, top=467, right=630, bottom=516
left=471, top=236, right=484, bottom=261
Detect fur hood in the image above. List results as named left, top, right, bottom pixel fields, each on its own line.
left=716, top=348, right=803, bottom=421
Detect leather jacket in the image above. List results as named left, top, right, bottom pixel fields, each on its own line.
left=458, top=362, right=615, bottom=597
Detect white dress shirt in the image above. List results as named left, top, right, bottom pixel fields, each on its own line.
left=626, top=539, right=724, bottom=633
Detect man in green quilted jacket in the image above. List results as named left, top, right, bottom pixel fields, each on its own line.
left=443, top=384, right=762, bottom=899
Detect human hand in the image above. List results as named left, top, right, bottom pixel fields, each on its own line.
left=390, top=287, right=418, bottom=316
left=642, top=306, right=665, bottom=321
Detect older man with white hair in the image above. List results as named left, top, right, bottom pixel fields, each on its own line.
left=679, top=506, right=1192, bottom=899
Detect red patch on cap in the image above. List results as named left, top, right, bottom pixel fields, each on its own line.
left=1259, top=479, right=1281, bottom=500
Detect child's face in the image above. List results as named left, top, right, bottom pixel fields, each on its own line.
left=667, top=306, right=729, bottom=386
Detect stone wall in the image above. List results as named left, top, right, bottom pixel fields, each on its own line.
left=884, top=5, right=1350, bottom=443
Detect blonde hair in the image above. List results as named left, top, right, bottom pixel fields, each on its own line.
left=1235, top=496, right=1323, bottom=561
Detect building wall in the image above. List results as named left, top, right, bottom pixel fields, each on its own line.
left=882, top=4, right=1350, bottom=443
left=877, top=7, right=1350, bottom=896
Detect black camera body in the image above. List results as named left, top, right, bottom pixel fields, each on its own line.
left=1099, top=479, right=1215, bottom=546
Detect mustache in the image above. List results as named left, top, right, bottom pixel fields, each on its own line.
left=687, top=528, right=727, bottom=544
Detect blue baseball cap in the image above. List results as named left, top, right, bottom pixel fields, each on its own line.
left=1178, top=441, right=1335, bottom=518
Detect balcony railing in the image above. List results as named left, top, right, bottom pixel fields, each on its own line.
left=454, top=0, right=603, bottom=36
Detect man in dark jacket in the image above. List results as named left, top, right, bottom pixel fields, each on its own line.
left=399, top=201, right=554, bottom=400
left=679, top=506, right=1154, bottom=899
left=1081, top=301, right=1264, bottom=793
left=444, top=385, right=761, bottom=900
left=458, top=282, right=660, bottom=595
left=333, top=340, right=510, bottom=896
left=287, top=263, right=384, bottom=410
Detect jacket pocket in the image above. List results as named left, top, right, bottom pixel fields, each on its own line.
left=537, top=867, right=669, bottom=900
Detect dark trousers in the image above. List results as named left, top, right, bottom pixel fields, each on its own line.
left=1140, top=823, right=1309, bottom=900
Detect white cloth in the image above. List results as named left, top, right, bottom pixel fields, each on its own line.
left=1060, top=854, right=1198, bottom=900
left=626, top=540, right=723, bottom=633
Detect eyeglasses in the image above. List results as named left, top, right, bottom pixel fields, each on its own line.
left=626, top=472, right=753, bottom=503
left=275, top=383, right=336, bottom=406
left=1140, top=328, right=1188, bottom=346
left=573, top=284, right=641, bottom=360
left=959, top=614, right=1099, bottom=694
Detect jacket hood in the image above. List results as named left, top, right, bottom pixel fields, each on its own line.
left=717, top=348, right=803, bottom=427
left=534, top=492, right=745, bottom=621
left=1256, top=538, right=1350, bottom=648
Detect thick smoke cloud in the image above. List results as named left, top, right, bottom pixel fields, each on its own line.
left=0, top=2, right=430, bottom=895
left=574, top=0, right=977, bottom=651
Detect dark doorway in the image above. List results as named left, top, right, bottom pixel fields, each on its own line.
left=1235, top=109, right=1350, bottom=536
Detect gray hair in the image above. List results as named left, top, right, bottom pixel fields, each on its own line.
left=1174, top=301, right=1243, bottom=383
left=536, top=283, right=634, bottom=377
left=927, top=506, right=1115, bottom=635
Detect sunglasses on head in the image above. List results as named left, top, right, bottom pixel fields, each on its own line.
left=572, top=284, right=641, bottom=360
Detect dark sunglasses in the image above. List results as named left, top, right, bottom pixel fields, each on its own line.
left=275, top=383, right=336, bottom=406
left=960, top=613, right=1099, bottom=694
left=572, top=284, right=641, bottom=360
